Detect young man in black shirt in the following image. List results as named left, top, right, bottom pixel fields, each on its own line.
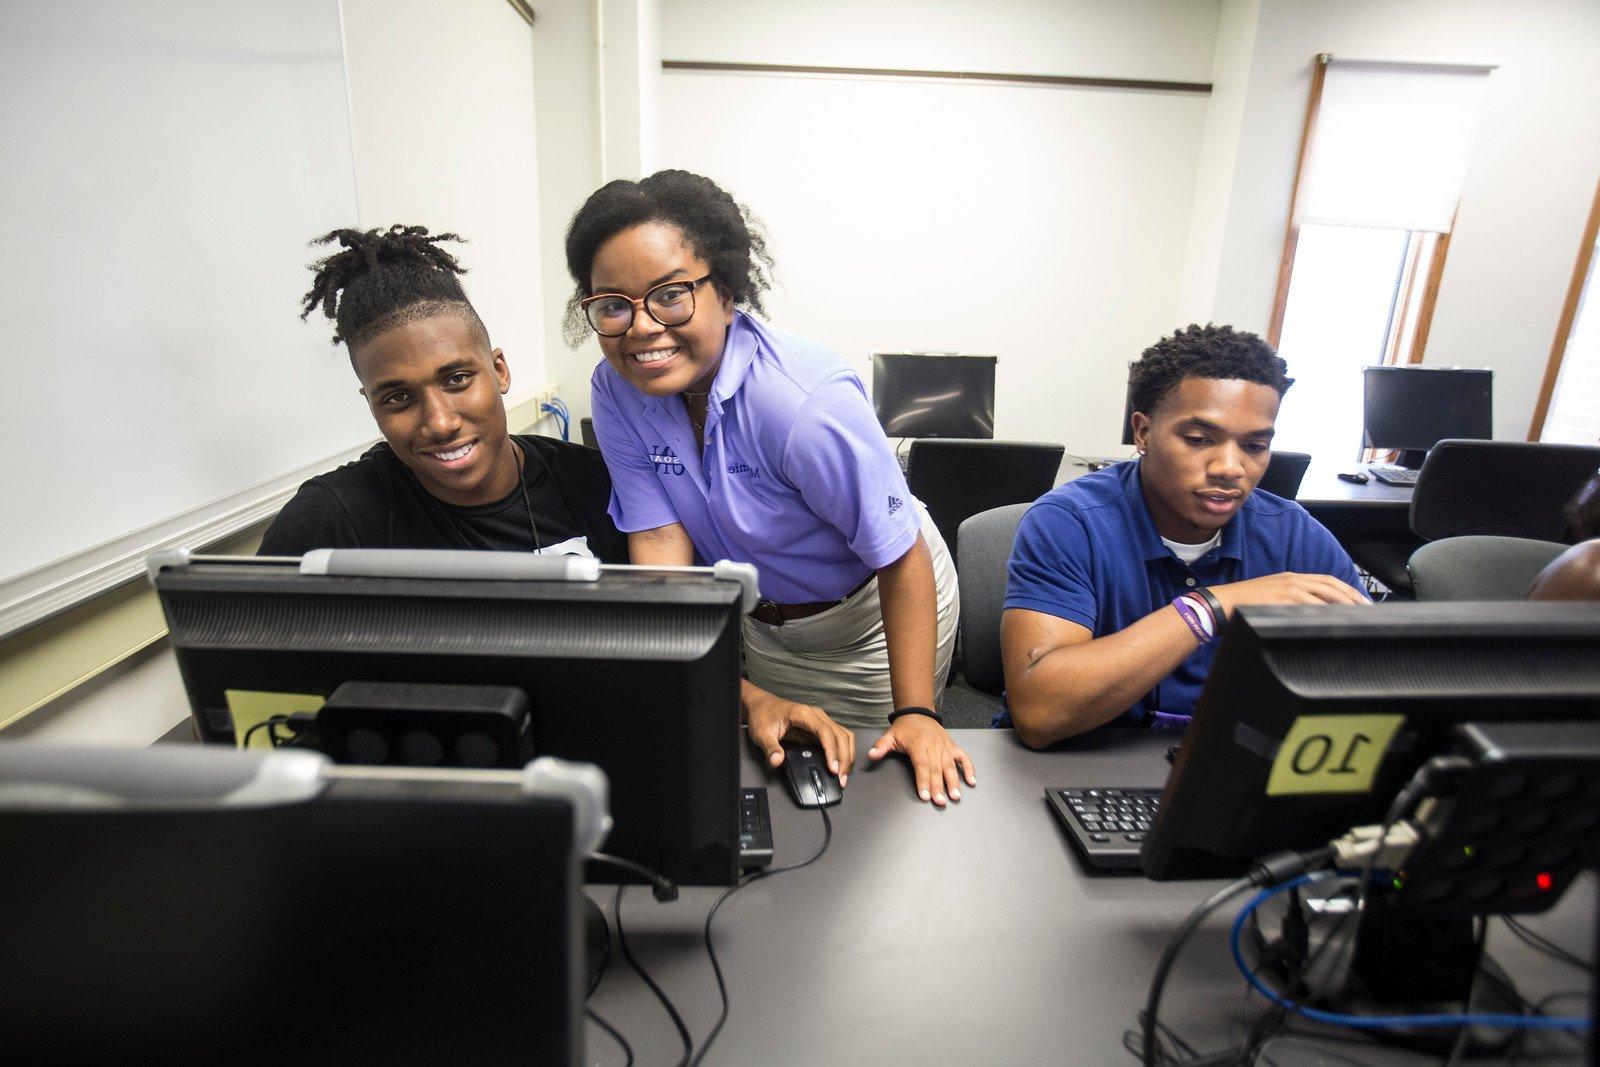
left=260, top=225, right=625, bottom=562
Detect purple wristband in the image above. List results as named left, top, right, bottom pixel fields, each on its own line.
left=1171, top=596, right=1211, bottom=645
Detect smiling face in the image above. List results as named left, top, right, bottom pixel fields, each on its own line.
left=588, top=221, right=733, bottom=397
left=1132, top=376, right=1280, bottom=544
left=351, top=312, right=519, bottom=507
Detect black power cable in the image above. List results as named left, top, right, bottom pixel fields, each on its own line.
left=585, top=1006, right=634, bottom=1066
left=688, top=807, right=833, bottom=1066
left=614, top=883, right=692, bottom=1067
left=1500, top=916, right=1596, bottom=974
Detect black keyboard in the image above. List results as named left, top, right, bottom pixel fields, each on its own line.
left=1369, top=464, right=1419, bottom=486
left=739, top=787, right=773, bottom=869
left=1046, top=787, right=1162, bottom=870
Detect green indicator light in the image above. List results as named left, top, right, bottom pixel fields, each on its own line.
left=1391, top=876, right=1404, bottom=890
left=1463, top=845, right=1477, bottom=859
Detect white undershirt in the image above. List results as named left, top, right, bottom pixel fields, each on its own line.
left=1161, top=530, right=1221, bottom=565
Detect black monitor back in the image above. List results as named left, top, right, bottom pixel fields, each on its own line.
left=156, top=563, right=744, bottom=886
left=1362, top=365, right=1492, bottom=455
left=871, top=352, right=996, bottom=438
left=0, top=758, right=583, bottom=1063
left=1142, top=602, right=1600, bottom=880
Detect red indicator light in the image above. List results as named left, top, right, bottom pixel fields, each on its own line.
left=1535, top=871, right=1553, bottom=892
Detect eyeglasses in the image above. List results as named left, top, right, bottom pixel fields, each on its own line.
left=580, top=274, right=715, bottom=337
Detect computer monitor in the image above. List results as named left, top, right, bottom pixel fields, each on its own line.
left=0, top=743, right=594, bottom=1062
left=1362, top=365, right=1492, bottom=465
left=152, top=553, right=748, bottom=887
left=1142, top=601, right=1600, bottom=882
left=871, top=352, right=996, bottom=438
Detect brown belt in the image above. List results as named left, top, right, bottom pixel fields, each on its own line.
left=748, top=572, right=874, bottom=627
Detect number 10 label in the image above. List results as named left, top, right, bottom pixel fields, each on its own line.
left=1265, top=714, right=1405, bottom=796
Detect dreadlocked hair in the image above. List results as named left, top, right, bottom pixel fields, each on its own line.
left=1129, top=323, right=1292, bottom=420
left=561, top=170, right=775, bottom=347
left=300, top=224, right=489, bottom=352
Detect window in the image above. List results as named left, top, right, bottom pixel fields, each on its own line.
left=1531, top=177, right=1600, bottom=446
left=1268, top=55, right=1492, bottom=459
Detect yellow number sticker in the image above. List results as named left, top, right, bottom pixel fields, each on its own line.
left=225, top=689, right=326, bottom=749
left=1265, top=714, right=1404, bottom=796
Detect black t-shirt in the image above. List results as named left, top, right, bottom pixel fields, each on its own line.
left=258, top=435, right=628, bottom=563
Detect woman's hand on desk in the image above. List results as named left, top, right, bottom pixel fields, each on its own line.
left=868, top=715, right=976, bottom=808
left=743, top=681, right=855, bottom=785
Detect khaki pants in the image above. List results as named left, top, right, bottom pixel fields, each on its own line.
left=742, top=505, right=959, bottom=729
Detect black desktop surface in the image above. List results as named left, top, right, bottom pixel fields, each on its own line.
left=155, top=562, right=745, bottom=887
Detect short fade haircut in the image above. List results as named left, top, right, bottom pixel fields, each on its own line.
left=1128, top=323, right=1292, bottom=420
left=300, top=225, right=489, bottom=356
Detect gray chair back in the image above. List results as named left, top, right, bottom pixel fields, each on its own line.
left=1410, top=440, right=1600, bottom=542
left=955, top=503, right=1031, bottom=695
left=1408, top=535, right=1567, bottom=601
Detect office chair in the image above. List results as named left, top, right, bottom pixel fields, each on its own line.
left=1255, top=450, right=1312, bottom=500
left=905, top=440, right=1063, bottom=562
left=579, top=416, right=598, bottom=449
left=1348, top=439, right=1600, bottom=597
left=938, top=502, right=1030, bottom=727
left=1409, top=439, right=1600, bottom=542
left=1408, top=535, right=1567, bottom=601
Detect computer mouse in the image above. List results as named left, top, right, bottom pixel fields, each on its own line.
left=781, top=742, right=842, bottom=809
left=1338, top=470, right=1370, bottom=485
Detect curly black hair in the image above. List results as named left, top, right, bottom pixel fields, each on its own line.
left=300, top=225, right=489, bottom=354
left=1128, top=323, right=1291, bottom=421
left=561, top=170, right=775, bottom=346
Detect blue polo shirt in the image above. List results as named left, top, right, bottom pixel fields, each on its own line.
left=996, top=460, right=1364, bottom=728
left=590, top=311, right=921, bottom=603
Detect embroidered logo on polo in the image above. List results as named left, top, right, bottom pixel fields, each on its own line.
left=726, top=462, right=762, bottom=479
left=649, top=445, right=686, bottom=477
left=887, top=495, right=904, bottom=515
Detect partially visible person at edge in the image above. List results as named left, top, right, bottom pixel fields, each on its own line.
left=1528, top=469, right=1600, bottom=601
left=998, top=324, right=1369, bottom=748
left=567, top=170, right=970, bottom=808
left=259, top=225, right=625, bottom=564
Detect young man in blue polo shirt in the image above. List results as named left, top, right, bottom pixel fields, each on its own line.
left=1000, top=324, right=1368, bottom=748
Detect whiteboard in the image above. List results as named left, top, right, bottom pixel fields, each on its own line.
left=0, top=0, right=369, bottom=635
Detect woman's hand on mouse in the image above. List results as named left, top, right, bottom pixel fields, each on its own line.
left=742, top=681, right=855, bottom=785
left=867, top=715, right=976, bottom=808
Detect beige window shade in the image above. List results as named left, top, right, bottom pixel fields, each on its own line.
left=1300, top=59, right=1493, bottom=233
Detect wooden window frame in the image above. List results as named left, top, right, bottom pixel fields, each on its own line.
left=1268, top=53, right=1453, bottom=362
left=1527, top=175, right=1600, bottom=440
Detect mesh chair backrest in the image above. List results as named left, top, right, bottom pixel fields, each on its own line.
left=1255, top=450, right=1312, bottom=500
left=907, top=440, right=1064, bottom=558
left=956, top=503, right=1031, bottom=695
left=1411, top=440, right=1600, bottom=542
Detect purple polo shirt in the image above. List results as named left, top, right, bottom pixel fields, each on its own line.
left=589, top=312, right=920, bottom=603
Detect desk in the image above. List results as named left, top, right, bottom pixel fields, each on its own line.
left=586, top=729, right=1593, bottom=1064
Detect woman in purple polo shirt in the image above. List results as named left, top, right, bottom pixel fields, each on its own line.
left=566, top=170, right=973, bottom=808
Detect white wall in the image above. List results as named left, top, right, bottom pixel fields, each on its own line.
left=9, top=0, right=555, bottom=746
left=658, top=0, right=1222, bottom=456
left=1176, top=0, right=1260, bottom=324
left=1206, top=0, right=1600, bottom=442
left=661, top=0, right=1221, bottom=81
left=342, top=0, right=547, bottom=396
left=532, top=0, right=604, bottom=421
